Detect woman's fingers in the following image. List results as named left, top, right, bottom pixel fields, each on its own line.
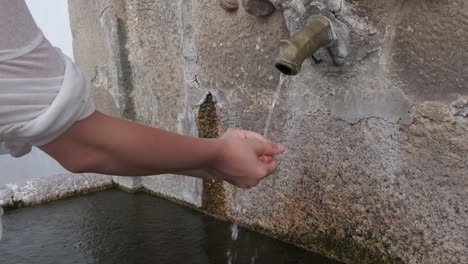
left=253, top=139, right=285, bottom=156
left=256, top=158, right=279, bottom=182
left=264, top=159, right=279, bottom=178
left=258, top=154, right=273, bottom=163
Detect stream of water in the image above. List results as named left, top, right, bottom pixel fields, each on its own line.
left=263, top=74, right=287, bottom=137
left=227, top=74, right=287, bottom=264
left=0, top=207, right=3, bottom=241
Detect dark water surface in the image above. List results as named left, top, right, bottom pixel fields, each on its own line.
left=0, top=190, right=343, bottom=264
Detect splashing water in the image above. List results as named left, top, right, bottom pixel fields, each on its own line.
left=250, top=248, right=259, bottom=264
left=0, top=207, right=3, bottom=241
left=227, top=74, right=288, bottom=263
left=227, top=249, right=232, bottom=264
left=230, top=200, right=242, bottom=241
left=227, top=196, right=242, bottom=264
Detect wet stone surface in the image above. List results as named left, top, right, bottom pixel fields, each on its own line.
left=0, top=190, right=343, bottom=264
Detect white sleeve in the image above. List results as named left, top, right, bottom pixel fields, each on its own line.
left=0, top=0, right=95, bottom=157
left=0, top=0, right=65, bottom=79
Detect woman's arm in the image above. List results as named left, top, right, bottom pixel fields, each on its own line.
left=40, top=111, right=285, bottom=188
left=1, top=1, right=284, bottom=188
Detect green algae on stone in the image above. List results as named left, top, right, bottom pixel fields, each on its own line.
left=197, top=93, right=220, bottom=139
left=197, top=93, right=228, bottom=218
left=243, top=221, right=405, bottom=264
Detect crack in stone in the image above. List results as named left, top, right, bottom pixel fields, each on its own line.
left=99, top=6, right=113, bottom=20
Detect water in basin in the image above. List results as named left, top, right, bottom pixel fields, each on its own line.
left=0, top=190, right=343, bottom=264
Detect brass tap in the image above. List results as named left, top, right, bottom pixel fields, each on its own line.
left=275, top=16, right=336, bottom=75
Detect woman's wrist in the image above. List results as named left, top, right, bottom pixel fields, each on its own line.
left=175, top=138, right=224, bottom=180
left=199, top=138, right=224, bottom=172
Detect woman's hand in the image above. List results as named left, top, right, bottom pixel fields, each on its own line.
left=209, top=128, right=285, bottom=188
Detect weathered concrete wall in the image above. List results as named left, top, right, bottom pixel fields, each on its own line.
left=69, top=0, right=467, bottom=263
left=68, top=0, right=203, bottom=205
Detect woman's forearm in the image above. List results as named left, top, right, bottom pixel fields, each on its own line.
left=98, top=128, right=223, bottom=176
left=42, top=111, right=222, bottom=176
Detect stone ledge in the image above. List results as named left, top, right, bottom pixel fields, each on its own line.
left=0, top=173, right=113, bottom=208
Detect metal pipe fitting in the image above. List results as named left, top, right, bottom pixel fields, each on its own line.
left=275, top=16, right=336, bottom=75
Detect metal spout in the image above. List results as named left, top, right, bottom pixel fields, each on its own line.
left=275, top=16, right=335, bottom=75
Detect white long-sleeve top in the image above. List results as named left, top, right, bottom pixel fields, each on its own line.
left=0, top=0, right=95, bottom=157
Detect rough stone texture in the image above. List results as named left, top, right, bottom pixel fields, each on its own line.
left=68, top=0, right=121, bottom=118
left=219, top=0, right=239, bottom=12
left=241, top=0, right=276, bottom=17
left=0, top=186, right=14, bottom=208
left=112, top=176, right=142, bottom=191
left=69, top=0, right=468, bottom=263
left=0, top=174, right=113, bottom=208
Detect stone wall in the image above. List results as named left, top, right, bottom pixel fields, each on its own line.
left=69, top=1, right=467, bottom=263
